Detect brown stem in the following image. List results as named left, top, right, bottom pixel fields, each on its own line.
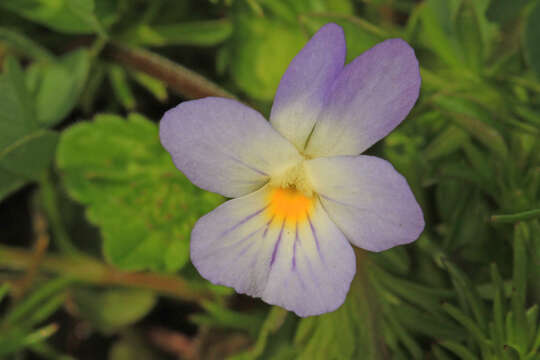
left=106, top=42, right=236, bottom=100
left=14, top=210, right=50, bottom=298
left=0, top=244, right=213, bottom=304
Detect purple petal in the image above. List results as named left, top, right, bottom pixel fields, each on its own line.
left=305, top=38, right=421, bottom=157
left=305, top=155, right=424, bottom=252
left=191, top=185, right=356, bottom=317
left=270, top=23, right=346, bottom=150
left=159, top=97, right=302, bottom=198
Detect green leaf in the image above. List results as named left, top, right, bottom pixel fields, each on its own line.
left=441, top=303, right=488, bottom=351
left=130, top=71, right=167, bottom=102
left=229, top=11, right=306, bottom=100
left=0, top=283, right=10, bottom=303
left=32, top=49, right=90, bottom=126
left=0, top=324, right=58, bottom=357
left=529, top=220, right=540, bottom=310
left=29, top=342, right=76, bottom=360
left=419, top=0, right=465, bottom=68
left=56, top=113, right=223, bottom=271
left=80, top=62, right=106, bottom=114
left=0, top=27, right=55, bottom=62
left=35, top=64, right=73, bottom=124
left=300, top=14, right=385, bottom=62
left=527, top=305, right=539, bottom=349
left=0, top=57, right=59, bottom=201
left=419, top=0, right=495, bottom=71
left=73, top=288, right=156, bottom=334
left=0, top=0, right=104, bottom=35
left=294, top=266, right=385, bottom=360
left=93, top=0, right=120, bottom=29
left=384, top=310, right=423, bottom=358
left=0, top=169, right=26, bottom=200
left=3, top=277, right=72, bottom=326
left=462, top=142, right=493, bottom=185
left=486, top=0, right=529, bottom=24
left=0, top=130, right=59, bottom=179
left=109, top=333, right=161, bottom=360
left=491, top=209, right=540, bottom=223
left=511, top=222, right=529, bottom=353
left=424, top=125, right=469, bottom=160
left=455, top=0, right=484, bottom=73
left=108, top=65, right=136, bottom=111
left=190, top=301, right=264, bottom=337
left=525, top=0, right=540, bottom=79
left=258, top=0, right=304, bottom=21
left=18, top=293, right=67, bottom=329
left=434, top=96, right=508, bottom=159
left=127, top=20, right=233, bottom=47
left=390, top=302, right=465, bottom=341
left=369, top=246, right=410, bottom=275
left=491, top=263, right=507, bottom=355
left=229, top=9, right=385, bottom=101
left=431, top=345, right=454, bottom=360
left=468, top=0, right=497, bottom=60
left=370, top=265, right=454, bottom=313
left=323, top=0, right=354, bottom=14
left=0, top=57, right=36, bottom=148
left=438, top=340, right=478, bottom=360
left=443, top=260, right=488, bottom=332
left=232, top=306, right=290, bottom=360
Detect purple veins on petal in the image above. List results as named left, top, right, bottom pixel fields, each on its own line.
left=270, top=221, right=285, bottom=267
left=292, top=222, right=299, bottom=270
left=236, top=240, right=256, bottom=260
left=160, top=23, right=424, bottom=317
left=306, top=213, right=322, bottom=260
left=262, top=215, right=275, bottom=238
left=221, top=205, right=268, bottom=238
left=226, top=153, right=269, bottom=177
left=190, top=186, right=356, bottom=317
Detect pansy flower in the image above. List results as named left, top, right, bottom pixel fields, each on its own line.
left=159, top=23, right=424, bottom=317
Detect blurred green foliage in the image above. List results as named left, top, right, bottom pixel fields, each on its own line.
left=1, top=58, right=58, bottom=200
left=57, top=113, right=223, bottom=272
left=73, top=288, right=157, bottom=334
left=0, top=0, right=539, bottom=359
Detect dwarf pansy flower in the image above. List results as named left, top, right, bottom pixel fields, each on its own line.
left=159, top=23, right=424, bottom=317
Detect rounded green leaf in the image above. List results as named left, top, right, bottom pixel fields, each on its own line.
left=57, top=113, right=223, bottom=272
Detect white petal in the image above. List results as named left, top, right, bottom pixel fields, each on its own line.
left=304, top=39, right=421, bottom=157
left=305, top=155, right=424, bottom=252
left=270, top=23, right=346, bottom=150
left=160, top=97, right=302, bottom=198
left=190, top=185, right=356, bottom=317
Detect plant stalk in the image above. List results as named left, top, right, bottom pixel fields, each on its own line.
left=0, top=244, right=213, bottom=304
left=107, top=43, right=236, bottom=100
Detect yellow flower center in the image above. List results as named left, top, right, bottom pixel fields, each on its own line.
left=267, top=187, right=315, bottom=227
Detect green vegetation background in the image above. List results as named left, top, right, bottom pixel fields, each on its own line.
left=0, top=0, right=539, bottom=359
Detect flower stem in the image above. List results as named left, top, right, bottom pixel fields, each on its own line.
left=106, top=43, right=236, bottom=100
left=14, top=209, right=50, bottom=298
left=490, top=208, right=540, bottom=223
left=0, top=244, right=212, bottom=304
